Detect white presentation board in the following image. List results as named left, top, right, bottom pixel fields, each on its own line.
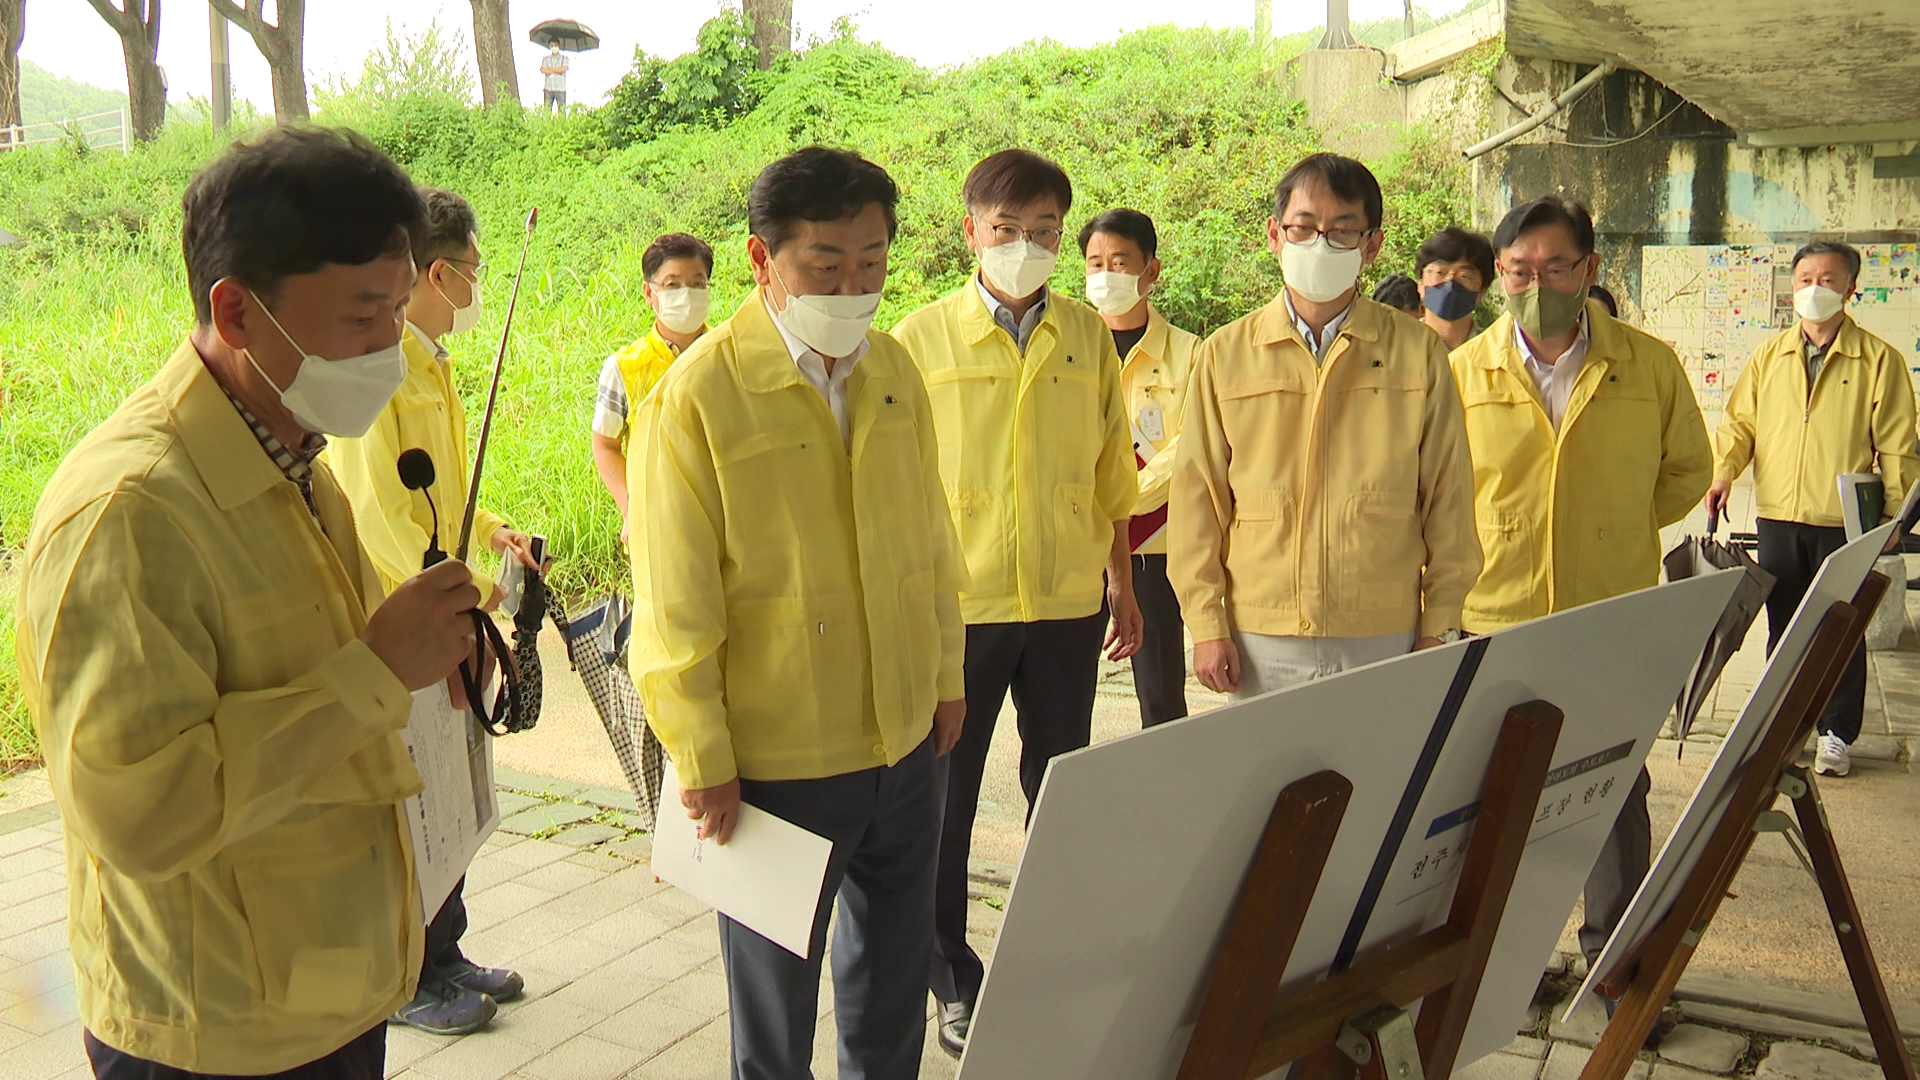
left=955, top=570, right=1744, bottom=1080
left=1572, top=523, right=1895, bottom=1013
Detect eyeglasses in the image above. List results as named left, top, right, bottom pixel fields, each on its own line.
left=447, top=259, right=489, bottom=284
left=1279, top=223, right=1373, bottom=252
left=988, top=223, right=1064, bottom=248
left=1499, top=264, right=1583, bottom=290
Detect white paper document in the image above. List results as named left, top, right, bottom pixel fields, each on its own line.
left=400, top=683, right=499, bottom=918
left=653, top=765, right=834, bottom=959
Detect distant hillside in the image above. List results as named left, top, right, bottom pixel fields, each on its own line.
left=19, top=58, right=126, bottom=127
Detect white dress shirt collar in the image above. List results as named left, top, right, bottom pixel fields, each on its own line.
left=765, top=294, right=869, bottom=448
left=1513, top=312, right=1591, bottom=430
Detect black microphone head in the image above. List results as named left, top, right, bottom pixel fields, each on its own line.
left=397, top=449, right=437, bottom=491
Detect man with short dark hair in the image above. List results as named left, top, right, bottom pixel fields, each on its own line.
left=1371, top=273, right=1423, bottom=315
left=1709, top=239, right=1919, bottom=778
left=1172, top=152, right=1480, bottom=699
left=593, top=232, right=716, bottom=537
left=1414, top=226, right=1495, bottom=350
left=628, top=146, right=966, bottom=1078
left=16, top=126, right=491, bottom=1079
left=892, top=149, right=1141, bottom=1056
left=325, top=186, right=539, bottom=1037
left=1078, top=207, right=1200, bottom=729
left=1451, top=194, right=1710, bottom=979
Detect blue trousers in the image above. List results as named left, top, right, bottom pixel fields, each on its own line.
left=720, top=737, right=940, bottom=1080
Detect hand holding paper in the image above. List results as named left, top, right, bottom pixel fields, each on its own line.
left=653, top=765, right=833, bottom=959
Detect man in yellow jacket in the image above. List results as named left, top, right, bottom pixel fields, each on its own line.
left=324, top=187, right=540, bottom=1037
left=1708, top=240, right=1920, bottom=778
left=591, top=232, right=713, bottom=538
left=15, top=128, right=489, bottom=1079
left=890, top=149, right=1141, bottom=1055
left=1451, top=194, right=1711, bottom=982
left=1079, top=207, right=1201, bottom=728
left=629, top=147, right=966, bottom=1077
left=1171, top=153, right=1481, bottom=698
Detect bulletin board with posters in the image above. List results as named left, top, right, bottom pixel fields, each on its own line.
left=1638, top=242, right=1920, bottom=432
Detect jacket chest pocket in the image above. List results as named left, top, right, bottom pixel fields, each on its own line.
left=716, top=424, right=831, bottom=518
left=1040, top=364, right=1103, bottom=472
left=921, top=366, right=1010, bottom=479
left=1216, top=377, right=1309, bottom=469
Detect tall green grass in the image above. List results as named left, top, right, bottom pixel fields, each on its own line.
left=0, top=25, right=1473, bottom=763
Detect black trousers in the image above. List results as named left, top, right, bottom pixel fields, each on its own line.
left=931, top=611, right=1106, bottom=1006
left=422, top=876, right=468, bottom=979
left=1756, top=518, right=1868, bottom=743
left=85, top=1025, right=384, bottom=1080
left=1131, top=554, right=1189, bottom=728
left=1578, top=766, right=1652, bottom=965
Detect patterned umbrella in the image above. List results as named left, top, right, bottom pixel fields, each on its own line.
left=553, top=595, right=664, bottom=829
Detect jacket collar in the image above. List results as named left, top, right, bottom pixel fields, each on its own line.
left=1121, top=305, right=1174, bottom=367
left=1474, top=301, right=1615, bottom=370
left=955, top=276, right=1059, bottom=348
left=1252, top=289, right=1384, bottom=348
left=1794, top=314, right=1869, bottom=360
left=160, top=338, right=297, bottom=512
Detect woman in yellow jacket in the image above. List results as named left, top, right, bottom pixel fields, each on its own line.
left=1450, top=195, right=1709, bottom=990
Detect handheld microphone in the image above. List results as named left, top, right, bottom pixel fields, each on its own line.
left=397, top=449, right=448, bottom=569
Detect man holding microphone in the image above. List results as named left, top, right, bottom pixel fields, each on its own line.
left=16, top=128, right=496, bottom=1079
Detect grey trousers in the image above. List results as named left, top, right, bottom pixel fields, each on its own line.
left=720, top=737, right=939, bottom=1080
left=1579, top=766, right=1653, bottom=965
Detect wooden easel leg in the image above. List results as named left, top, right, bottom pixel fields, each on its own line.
left=1788, top=768, right=1920, bottom=1080
left=1178, top=770, right=1355, bottom=1080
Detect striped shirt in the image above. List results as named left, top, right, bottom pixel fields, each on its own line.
left=218, top=383, right=326, bottom=515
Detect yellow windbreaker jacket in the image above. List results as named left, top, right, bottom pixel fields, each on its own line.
left=1451, top=306, right=1712, bottom=632
left=1170, top=294, right=1482, bottom=641
left=14, top=342, right=423, bottom=1074
left=1713, top=316, right=1919, bottom=528
left=628, top=291, right=967, bottom=790
left=324, top=324, right=505, bottom=593
left=890, top=282, right=1135, bottom=624
left=1122, top=306, right=1201, bottom=556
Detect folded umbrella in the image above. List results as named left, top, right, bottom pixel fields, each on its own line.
left=553, top=594, right=665, bottom=829
left=1662, top=511, right=1776, bottom=753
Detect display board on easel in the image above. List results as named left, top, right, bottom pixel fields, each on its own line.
left=955, top=569, right=1745, bottom=1080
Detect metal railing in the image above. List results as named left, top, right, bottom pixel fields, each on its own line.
left=0, top=109, right=132, bottom=153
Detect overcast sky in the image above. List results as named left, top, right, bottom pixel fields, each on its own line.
left=23, top=0, right=1468, bottom=113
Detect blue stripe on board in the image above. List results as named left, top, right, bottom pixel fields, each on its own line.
left=1327, top=635, right=1490, bottom=975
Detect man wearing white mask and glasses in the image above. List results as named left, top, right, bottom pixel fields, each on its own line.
left=1709, top=240, right=1919, bottom=779
left=1079, top=207, right=1200, bottom=730
left=1171, top=152, right=1480, bottom=699
left=892, top=148, right=1141, bottom=1057
left=325, top=185, right=539, bottom=1038
left=16, top=127, right=496, bottom=1079
left=628, top=146, right=967, bottom=1078
left=592, top=232, right=714, bottom=541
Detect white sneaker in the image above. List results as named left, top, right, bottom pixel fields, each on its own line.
left=1815, top=734, right=1852, bottom=777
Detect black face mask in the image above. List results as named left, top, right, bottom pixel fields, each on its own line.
left=1422, top=280, right=1480, bottom=321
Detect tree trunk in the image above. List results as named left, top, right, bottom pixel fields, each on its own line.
left=0, top=0, right=23, bottom=141
left=83, top=0, right=164, bottom=141
left=469, top=0, right=517, bottom=106
left=211, top=0, right=307, bottom=122
left=744, top=0, right=790, bottom=70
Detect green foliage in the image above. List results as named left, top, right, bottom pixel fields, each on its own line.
left=0, top=562, right=25, bottom=769
left=18, top=58, right=126, bottom=127
left=0, top=22, right=1474, bottom=758
left=316, top=17, right=477, bottom=109
left=602, top=11, right=775, bottom=149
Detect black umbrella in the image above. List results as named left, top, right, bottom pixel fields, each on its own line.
left=530, top=19, right=600, bottom=52
left=1663, top=511, right=1776, bottom=754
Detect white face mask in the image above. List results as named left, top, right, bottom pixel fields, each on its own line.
left=244, top=290, right=407, bottom=437
left=439, top=263, right=484, bottom=335
left=770, top=263, right=881, bottom=359
left=980, top=237, right=1058, bottom=300
left=1085, top=271, right=1144, bottom=317
left=1793, top=283, right=1846, bottom=322
left=653, top=285, right=712, bottom=335
left=1280, top=234, right=1366, bottom=304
